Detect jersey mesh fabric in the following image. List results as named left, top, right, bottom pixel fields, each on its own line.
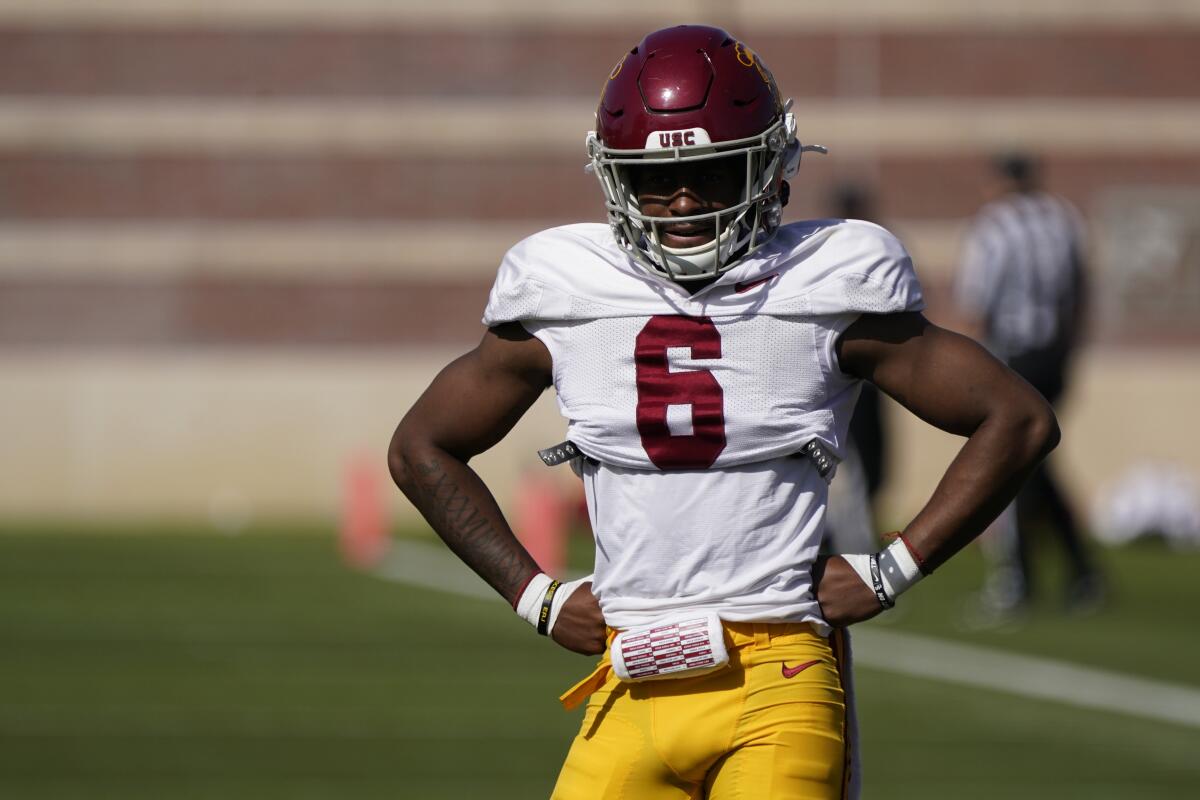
left=488, top=219, right=924, bottom=631
left=526, top=313, right=856, bottom=631
left=581, top=456, right=831, bottom=631
left=525, top=314, right=859, bottom=469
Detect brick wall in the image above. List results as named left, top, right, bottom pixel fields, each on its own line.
left=2, top=4, right=1198, bottom=522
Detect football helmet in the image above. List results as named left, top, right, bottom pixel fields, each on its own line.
left=586, top=25, right=825, bottom=282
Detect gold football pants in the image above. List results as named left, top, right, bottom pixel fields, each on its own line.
left=552, top=622, right=850, bottom=800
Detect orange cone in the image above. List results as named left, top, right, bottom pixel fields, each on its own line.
left=340, top=452, right=389, bottom=569
left=512, top=469, right=568, bottom=576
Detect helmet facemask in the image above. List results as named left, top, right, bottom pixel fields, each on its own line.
left=587, top=111, right=807, bottom=283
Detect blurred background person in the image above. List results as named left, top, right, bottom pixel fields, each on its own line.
left=954, top=152, right=1103, bottom=618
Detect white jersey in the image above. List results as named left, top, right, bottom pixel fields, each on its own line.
left=483, top=220, right=924, bottom=632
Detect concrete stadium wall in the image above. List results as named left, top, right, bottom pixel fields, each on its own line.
left=2, top=349, right=1196, bottom=534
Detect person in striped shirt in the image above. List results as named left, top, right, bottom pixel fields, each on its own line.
left=955, top=152, right=1103, bottom=618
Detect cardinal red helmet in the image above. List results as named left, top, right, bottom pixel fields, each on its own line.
left=586, top=25, right=822, bottom=282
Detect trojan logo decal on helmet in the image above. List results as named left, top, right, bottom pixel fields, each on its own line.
left=608, top=53, right=627, bottom=81
left=734, top=40, right=756, bottom=67
left=734, top=40, right=784, bottom=106
left=585, top=25, right=825, bottom=283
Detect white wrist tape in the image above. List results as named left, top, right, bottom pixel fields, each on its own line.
left=548, top=575, right=592, bottom=633
left=515, top=573, right=554, bottom=628
left=840, top=554, right=888, bottom=608
left=842, top=538, right=925, bottom=609
left=514, top=572, right=592, bottom=636
left=877, top=538, right=924, bottom=597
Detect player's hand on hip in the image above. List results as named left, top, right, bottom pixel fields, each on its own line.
left=813, top=555, right=885, bottom=627
left=551, top=582, right=607, bottom=655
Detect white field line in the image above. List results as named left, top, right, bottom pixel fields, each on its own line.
left=3, top=98, right=1200, bottom=156
left=376, top=538, right=1200, bottom=730
left=852, top=629, right=1200, bottom=730
left=374, top=538, right=498, bottom=601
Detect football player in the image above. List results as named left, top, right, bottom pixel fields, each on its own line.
left=389, top=25, right=1058, bottom=800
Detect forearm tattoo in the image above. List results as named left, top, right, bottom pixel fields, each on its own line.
left=410, top=457, right=536, bottom=600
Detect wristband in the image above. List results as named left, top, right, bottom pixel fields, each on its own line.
left=537, top=580, right=562, bottom=635
left=840, top=539, right=927, bottom=612
left=840, top=554, right=891, bottom=609
left=876, top=537, right=925, bottom=597
left=514, top=572, right=593, bottom=636
left=890, top=531, right=932, bottom=576
left=868, top=554, right=894, bottom=609
left=515, top=572, right=554, bottom=628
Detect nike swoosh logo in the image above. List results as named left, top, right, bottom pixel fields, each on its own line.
left=734, top=273, right=778, bottom=293
left=781, top=660, right=820, bottom=679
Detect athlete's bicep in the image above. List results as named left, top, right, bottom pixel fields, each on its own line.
left=836, top=311, right=1044, bottom=435
left=397, top=322, right=552, bottom=461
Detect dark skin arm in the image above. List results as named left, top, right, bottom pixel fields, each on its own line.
left=817, top=311, right=1060, bottom=626
left=395, top=313, right=1055, bottom=639
left=388, top=322, right=606, bottom=655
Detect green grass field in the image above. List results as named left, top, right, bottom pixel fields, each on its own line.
left=2, top=525, right=1198, bottom=799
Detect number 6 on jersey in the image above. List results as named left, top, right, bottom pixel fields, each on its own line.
left=634, top=315, right=727, bottom=470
